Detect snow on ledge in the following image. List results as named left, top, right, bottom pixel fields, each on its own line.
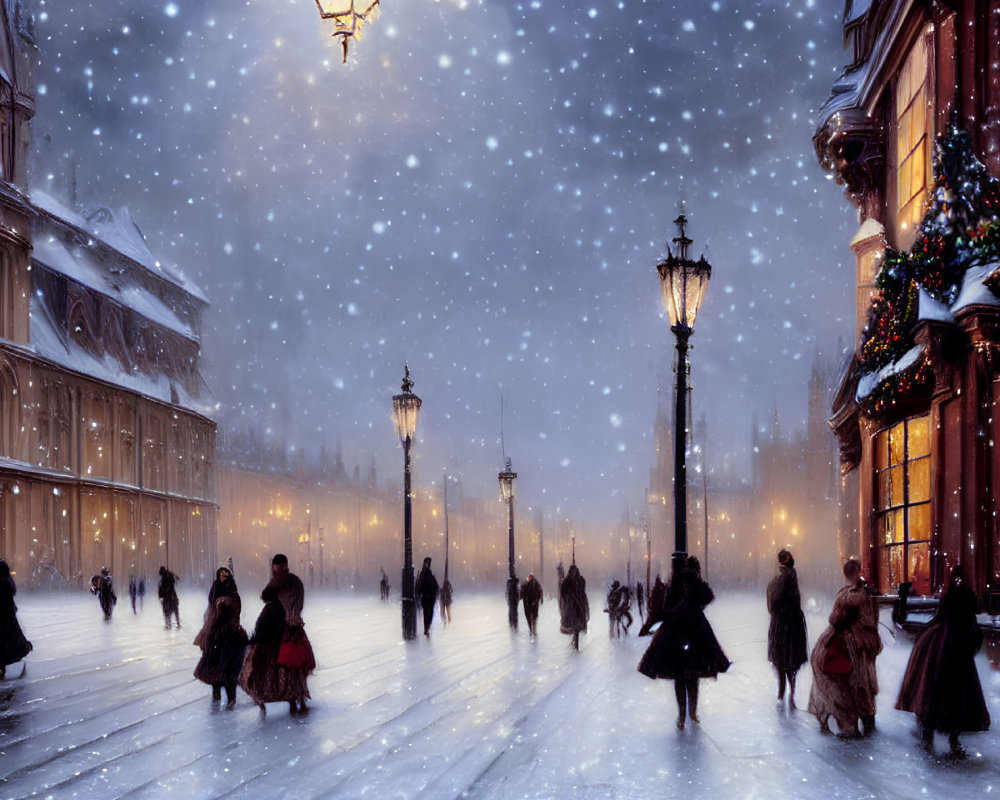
left=856, top=344, right=924, bottom=402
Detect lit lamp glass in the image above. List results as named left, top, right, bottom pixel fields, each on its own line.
left=498, top=458, right=517, bottom=501
left=656, top=214, right=712, bottom=330
left=392, top=364, right=421, bottom=445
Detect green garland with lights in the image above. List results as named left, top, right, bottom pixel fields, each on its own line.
left=858, top=128, right=1000, bottom=414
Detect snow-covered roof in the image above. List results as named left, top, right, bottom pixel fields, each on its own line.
left=28, top=292, right=215, bottom=419
left=951, top=261, right=1000, bottom=315
left=31, top=231, right=197, bottom=341
left=856, top=344, right=924, bottom=402
left=849, top=216, right=885, bottom=248
left=30, top=188, right=208, bottom=304
left=916, top=287, right=952, bottom=323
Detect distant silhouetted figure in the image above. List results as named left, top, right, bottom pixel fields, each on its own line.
left=128, top=575, right=138, bottom=615
left=559, top=564, right=589, bottom=651
left=636, top=581, right=645, bottom=622
left=0, top=559, right=32, bottom=680
left=638, top=574, right=667, bottom=636
left=158, top=566, right=181, bottom=630
left=638, top=556, right=730, bottom=729
left=379, top=567, right=390, bottom=601
left=439, top=577, right=453, bottom=624
left=896, top=564, right=990, bottom=756
left=415, top=557, right=439, bottom=637
left=91, top=568, right=117, bottom=620
left=767, top=549, right=808, bottom=708
left=520, top=573, right=543, bottom=636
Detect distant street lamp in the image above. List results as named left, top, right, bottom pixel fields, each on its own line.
left=655, top=213, right=711, bottom=586
left=392, top=364, right=422, bottom=641
left=499, top=457, right=519, bottom=629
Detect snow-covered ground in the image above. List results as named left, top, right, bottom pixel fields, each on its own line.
left=1, top=586, right=998, bottom=799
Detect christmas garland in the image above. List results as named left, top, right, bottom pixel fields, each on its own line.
left=857, top=128, right=1000, bottom=413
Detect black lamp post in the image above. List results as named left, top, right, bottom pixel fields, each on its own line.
left=392, top=364, right=421, bottom=641
left=655, top=213, right=712, bottom=586
left=499, top=457, right=519, bottom=629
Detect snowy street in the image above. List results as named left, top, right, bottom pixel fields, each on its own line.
left=1, top=586, right=998, bottom=800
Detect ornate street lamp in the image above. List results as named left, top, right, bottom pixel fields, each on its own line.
left=392, top=363, right=421, bottom=640
left=498, top=457, right=519, bottom=629
left=315, top=0, right=382, bottom=63
left=655, top=213, right=711, bottom=586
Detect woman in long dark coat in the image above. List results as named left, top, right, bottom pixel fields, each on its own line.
left=638, top=556, right=730, bottom=729
left=194, top=595, right=248, bottom=708
left=415, top=557, right=439, bottom=637
left=0, top=560, right=32, bottom=679
left=520, top=573, right=543, bottom=637
left=158, top=566, right=181, bottom=630
left=767, top=549, right=808, bottom=708
left=896, top=564, right=990, bottom=755
left=194, top=566, right=241, bottom=650
left=238, top=585, right=298, bottom=717
left=559, top=563, right=590, bottom=651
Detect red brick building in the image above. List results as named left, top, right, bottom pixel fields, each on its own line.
left=817, top=0, right=1000, bottom=599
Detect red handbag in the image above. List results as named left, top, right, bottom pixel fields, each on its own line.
left=821, top=631, right=851, bottom=675
left=277, top=626, right=316, bottom=672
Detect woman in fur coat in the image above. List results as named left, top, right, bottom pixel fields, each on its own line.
left=194, top=595, right=248, bottom=708
left=807, top=559, right=882, bottom=737
left=194, top=566, right=241, bottom=650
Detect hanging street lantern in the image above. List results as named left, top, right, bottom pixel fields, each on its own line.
left=315, top=0, right=381, bottom=63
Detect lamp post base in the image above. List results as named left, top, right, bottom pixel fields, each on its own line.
left=401, top=566, right=416, bottom=641
left=507, top=575, right=519, bottom=629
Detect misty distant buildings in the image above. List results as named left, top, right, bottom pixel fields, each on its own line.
left=0, top=3, right=217, bottom=587
left=642, top=356, right=841, bottom=590
left=817, top=1, right=1000, bottom=598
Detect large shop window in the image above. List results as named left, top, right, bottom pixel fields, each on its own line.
left=875, top=415, right=931, bottom=595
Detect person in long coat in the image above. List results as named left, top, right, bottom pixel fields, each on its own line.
left=266, top=553, right=311, bottom=714
left=520, top=573, right=543, bottom=637
left=158, top=566, right=181, bottom=630
left=194, top=595, right=248, bottom=708
left=767, top=549, right=808, bottom=708
left=559, top=563, right=589, bottom=651
left=194, top=566, right=241, bottom=650
left=238, top=585, right=295, bottom=716
left=439, top=576, right=453, bottom=624
left=415, top=557, right=439, bottom=637
left=638, top=556, right=730, bottom=729
left=807, top=558, right=883, bottom=737
left=0, top=560, right=32, bottom=679
left=91, top=568, right=117, bottom=620
left=896, top=564, right=990, bottom=755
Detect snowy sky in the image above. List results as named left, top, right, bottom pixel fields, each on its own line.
left=30, top=0, right=857, bottom=523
